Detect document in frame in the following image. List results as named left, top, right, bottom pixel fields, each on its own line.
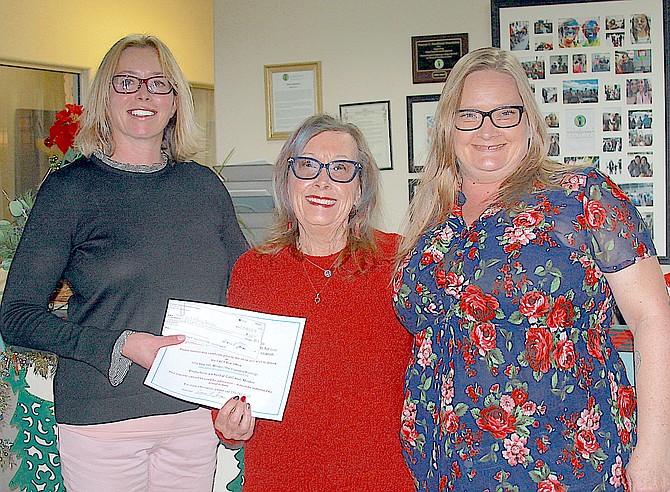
left=144, top=299, right=305, bottom=421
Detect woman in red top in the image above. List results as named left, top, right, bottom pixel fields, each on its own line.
left=213, top=114, right=414, bottom=490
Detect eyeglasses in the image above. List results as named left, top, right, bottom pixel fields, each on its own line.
left=111, top=75, right=174, bottom=95
left=288, top=156, right=361, bottom=183
left=455, top=105, right=525, bottom=131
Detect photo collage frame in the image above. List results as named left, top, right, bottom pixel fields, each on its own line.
left=493, top=0, right=668, bottom=258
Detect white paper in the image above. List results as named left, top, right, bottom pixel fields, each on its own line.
left=145, top=299, right=305, bottom=421
left=271, top=69, right=316, bottom=133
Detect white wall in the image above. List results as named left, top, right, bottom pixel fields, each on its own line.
left=214, top=0, right=492, bottom=232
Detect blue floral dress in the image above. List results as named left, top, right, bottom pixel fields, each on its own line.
left=394, top=169, right=653, bottom=492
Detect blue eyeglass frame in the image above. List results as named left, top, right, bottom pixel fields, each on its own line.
left=288, top=156, right=362, bottom=183
left=455, top=105, right=525, bottom=131
left=111, top=75, right=175, bottom=95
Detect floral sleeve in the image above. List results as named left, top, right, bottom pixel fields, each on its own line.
left=563, top=168, right=655, bottom=273
left=393, top=219, right=464, bottom=336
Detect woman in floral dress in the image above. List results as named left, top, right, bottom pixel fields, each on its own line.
left=394, top=47, right=670, bottom=491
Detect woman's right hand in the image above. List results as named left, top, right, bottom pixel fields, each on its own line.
left=121, top=332, right=185, bottom=369
left=214, top=396, right=256, bottom=441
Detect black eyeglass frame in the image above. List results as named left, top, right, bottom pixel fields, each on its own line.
left=111, top=74, right=175, bottom=95
left=288, top=156, right=362, bottom=183
left=455, top=105, right=525, bottom=131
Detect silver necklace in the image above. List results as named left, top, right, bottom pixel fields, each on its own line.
left=303, top=255, right=338, bottom=277
left=300, top=254, right=341, bottom=304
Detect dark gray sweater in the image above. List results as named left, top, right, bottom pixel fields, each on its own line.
left=1, top=155, right=247, bottom=424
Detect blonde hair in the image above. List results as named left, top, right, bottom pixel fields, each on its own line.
left=399, top=47, right=569, bottom=257
left=75, top=34, right=203, bottom=161
left=261, top=114, right=380, bottom=274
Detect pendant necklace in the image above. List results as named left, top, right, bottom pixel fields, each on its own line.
left=301, top=253, right=341, bottom=304
left=303, top=255, right=336, bottom=278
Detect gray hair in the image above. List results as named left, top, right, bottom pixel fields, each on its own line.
left=262, top=114, right=381, bottom=272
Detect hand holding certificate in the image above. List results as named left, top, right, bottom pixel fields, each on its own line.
left=145, top=299, right=305, bottom=421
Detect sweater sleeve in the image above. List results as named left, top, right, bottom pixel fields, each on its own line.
left=0, top=170, right=121, bottom=375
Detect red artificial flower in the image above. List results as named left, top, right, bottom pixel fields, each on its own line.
left=44, top=103, right=83, bottom=154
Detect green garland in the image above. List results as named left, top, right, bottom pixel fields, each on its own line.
left=0, top=349, right=61, bottom=491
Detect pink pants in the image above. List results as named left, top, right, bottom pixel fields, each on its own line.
left=57, top=408, right=219, bottom=492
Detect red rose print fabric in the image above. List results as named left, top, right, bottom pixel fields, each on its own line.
left=394, top=169, right=653, bottom=491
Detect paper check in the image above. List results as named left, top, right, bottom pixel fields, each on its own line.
left=145, top=299, right=305, bottom=421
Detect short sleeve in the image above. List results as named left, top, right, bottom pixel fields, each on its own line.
left=568, top=168, right=655, bottom=272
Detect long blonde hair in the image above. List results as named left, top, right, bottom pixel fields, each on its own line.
left=75, top=34, right=203, bottom=161
left=399, top=47, right=568, bottom=257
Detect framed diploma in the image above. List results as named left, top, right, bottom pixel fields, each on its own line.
left=411, top=33, right=469, bottom=84
left=339, top=100, right=393, bottom=170
left=264, top=62, right=322, bottom=141
left=491, top=0, right=669, bottom=260
left=407, top=94, right=441, bottom=173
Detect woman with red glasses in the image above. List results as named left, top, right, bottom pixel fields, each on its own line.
left=0, top=34, right=247, bottom=491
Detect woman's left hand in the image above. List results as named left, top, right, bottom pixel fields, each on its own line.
left=214, top=396, right=255, bottom=441
left=121, top=332, right=185, bottom=369
left=626, top=445, right=670, bottom=491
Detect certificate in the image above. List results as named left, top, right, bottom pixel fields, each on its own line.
left=145, top=299, right=305, bottom=421
left=264, top=62, right=322, bottom=140
left=339, top=100, right=393, bottom=170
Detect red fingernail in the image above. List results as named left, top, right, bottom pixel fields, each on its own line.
left=241, top=396, right=247, bottom=403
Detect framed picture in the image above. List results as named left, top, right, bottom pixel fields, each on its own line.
left=264, top=62, right=322, bottom=141
left=609, top=324, right=635, bottom=384
left=491, top=0, right=669, bottom=260
left=407, top=94, right=440, bottom=173
left=411, top=33, right=469, bottom=84
left=339, top=100, right=393, bottom=170
left=14, top=109, right=58, bottom=196
left=408, top=178, right=420, bottom=202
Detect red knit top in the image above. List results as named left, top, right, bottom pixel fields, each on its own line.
left=225, top=231, right=415, bottom=491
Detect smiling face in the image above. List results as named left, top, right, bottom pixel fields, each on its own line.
left=633, top=15, right=649, bottom=33
left=560, top=20, right=579, bottom=44
left=454, top=71, right=530, bottom=185
left=108, top=46, right=176, bottom=161
left=289, top=131, right=361, bottom=246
